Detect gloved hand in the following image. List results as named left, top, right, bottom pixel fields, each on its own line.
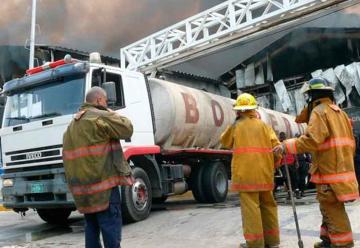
left=273, top=144, right=285, bottom=155
left=295, top=106, right=309, bottom=124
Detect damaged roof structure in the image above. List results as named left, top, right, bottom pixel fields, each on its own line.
left=221, top=26, right=360, bottom=114
left=167, top=0, right=360, bottom=114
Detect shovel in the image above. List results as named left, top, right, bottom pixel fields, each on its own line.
left=283, top=153, right=304, bottom=248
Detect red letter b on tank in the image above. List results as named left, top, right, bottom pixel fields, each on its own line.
left=181, top=93, right=199, bottom=124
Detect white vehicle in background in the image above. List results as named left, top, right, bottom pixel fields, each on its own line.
left=0, top=55, right=302, bottom=224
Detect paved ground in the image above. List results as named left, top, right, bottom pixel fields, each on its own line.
left=0, top=193, right=359, bottom=248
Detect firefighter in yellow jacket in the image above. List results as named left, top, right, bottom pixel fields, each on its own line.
left=274, top=78, right=359, bottom=248
left=221, top=93, right=282, bottom=248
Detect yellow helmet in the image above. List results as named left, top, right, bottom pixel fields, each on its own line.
left=233, top=93, right=257, bottom=111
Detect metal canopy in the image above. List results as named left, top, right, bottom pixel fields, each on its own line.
left=166, top=0, right=360, bottom=79
left=120, top=0, right=347, bottom=74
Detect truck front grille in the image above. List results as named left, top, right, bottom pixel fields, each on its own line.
left=5, top=144, right=62, bottom=166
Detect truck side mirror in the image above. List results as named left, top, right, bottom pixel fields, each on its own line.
left=102, top=81, right=117, bottom=105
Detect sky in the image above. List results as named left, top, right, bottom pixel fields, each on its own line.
left=0, top=0, right=224, bottom=57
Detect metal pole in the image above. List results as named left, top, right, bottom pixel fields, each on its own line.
left=283, top=154, right=304, bottom=248
left=29, top=0, right=37, bottom=69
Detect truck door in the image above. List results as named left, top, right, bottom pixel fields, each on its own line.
left=90, top=68, right=154, bottom=146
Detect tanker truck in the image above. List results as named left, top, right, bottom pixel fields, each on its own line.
left=0, top=55, right=305, bottom=224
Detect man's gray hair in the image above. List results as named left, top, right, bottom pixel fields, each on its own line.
left=85, top=86, right=107, bottom=103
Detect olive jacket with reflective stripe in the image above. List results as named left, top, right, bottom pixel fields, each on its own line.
left=63, top=103, right=134, bottom=213
left=284, top=98, right=359, bottom=202
left=220, top=110, right=281, bottom=192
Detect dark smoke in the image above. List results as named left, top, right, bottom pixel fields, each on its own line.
left=0, top=46, right=28, bottom=84
left=0, top=0, right=223, bottom=57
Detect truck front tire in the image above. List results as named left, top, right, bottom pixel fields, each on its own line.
left=37, top=208, right=72, bottom=225
left=121, top=167, right=152, bottom=223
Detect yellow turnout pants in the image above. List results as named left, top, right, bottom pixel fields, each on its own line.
left=317, top=185, right=354, bottom=248
left=239, top=191, right=280, bottom=248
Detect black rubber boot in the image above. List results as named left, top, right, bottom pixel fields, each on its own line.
left=314, top=241, right=331, bottom=248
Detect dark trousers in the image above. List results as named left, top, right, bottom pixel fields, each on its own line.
left=297, top=163, right=309, bottom=192
left=355, top=155, right=360, bottom=191
left=84, top=187, right=122, bottom=248
left=281, top=165, right=299, bottom=191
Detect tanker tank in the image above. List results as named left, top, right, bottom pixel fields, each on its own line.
left=148, top=78, right=305, bottom=150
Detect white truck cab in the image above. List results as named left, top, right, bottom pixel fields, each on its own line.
left=0, top=57, right=158, bottom=223
left=1, top=60, right=156, bottom=163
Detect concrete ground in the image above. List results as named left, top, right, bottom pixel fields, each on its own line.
left=0, top=193, right=359, bottom=248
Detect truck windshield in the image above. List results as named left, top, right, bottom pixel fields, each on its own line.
left=3, top=74, right=85, bottom=127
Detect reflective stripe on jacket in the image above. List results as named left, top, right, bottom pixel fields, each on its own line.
left=220, top=110, right=281, bottom=192
left=280, top=154, right=295, bottom=166
left=63, top=103, right=134, bottom=213
left=284, top=98, right=359, bottom=202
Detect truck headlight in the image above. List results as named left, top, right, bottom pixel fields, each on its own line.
left=3, top=179, right=13, bottom=187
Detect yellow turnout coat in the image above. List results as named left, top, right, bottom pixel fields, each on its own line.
left=284, top=98, right=359, bottom=202
left=221, top=110, right=281, bottom=192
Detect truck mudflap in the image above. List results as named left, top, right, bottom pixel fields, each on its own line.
left=1, top=167, right=75, bottom=209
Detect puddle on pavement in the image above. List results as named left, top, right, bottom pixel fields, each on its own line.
left=152, top=198, right=240, bottom=212
left=151, top=189, right=317, bottom=211
left=25, top=225, right=73, bottom=242
left=0, top=218, right=84, bottom=246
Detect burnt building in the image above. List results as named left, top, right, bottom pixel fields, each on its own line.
left=165, top=0, right=360, bottom=114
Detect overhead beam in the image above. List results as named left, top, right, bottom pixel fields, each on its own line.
left=120, top=0, right=348, bottom=73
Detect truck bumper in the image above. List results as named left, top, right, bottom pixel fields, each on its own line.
left=1, top=167, right=75, bottom=209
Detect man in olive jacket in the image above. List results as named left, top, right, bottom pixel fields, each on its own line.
left=63, top=87, right=134, bottom=248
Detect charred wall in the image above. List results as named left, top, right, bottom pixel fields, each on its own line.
left=221, top=1, right=360, bottom=114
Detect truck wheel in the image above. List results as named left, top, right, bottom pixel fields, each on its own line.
left=203, top=162, right=228, bottom=203
left=37, top=208, right=72, bottom=225
left=190, top=164, right=208, bottom=203
left=121, top=167, right=152, bottom=223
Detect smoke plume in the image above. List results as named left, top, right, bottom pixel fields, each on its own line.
left=0, top=0, right=223, bottom=57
